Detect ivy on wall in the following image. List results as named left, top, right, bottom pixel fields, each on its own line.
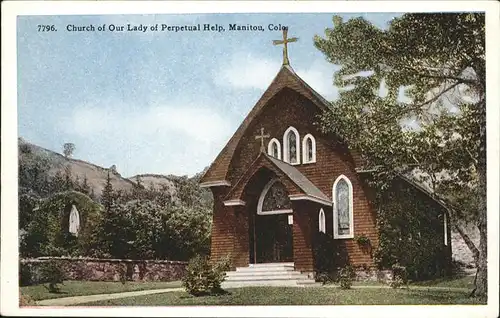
left=373, top=181, right=450, bottom=280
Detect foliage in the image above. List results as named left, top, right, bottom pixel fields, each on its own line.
left=181, top=255, right=230, bottom=296
left=39, top=261, right=65, bottom=293
left=314, top=13, right=486, bottom=296
left=63, top=143, right=75, bottom=158
left=338, top=264, right=356, bottom=289
left=21, top=191, right=101, bottom=257
left=390, top=263, right=409, bottom=289
left=355, top=234, right=371, bottom=246
left=20, top=263, right=34, bottom=286
left=19, top=292, right=35, bottom=306
left=373, top=183, right=450, bottom=280
left=18, top=140, right=51, bottom=198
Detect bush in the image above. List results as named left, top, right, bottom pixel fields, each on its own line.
left=19, top=292, right=35, bottom=306
left=338, top=264, right=355, bottom=289
left=182, top=255, right=231, bottom=296
left=19, top=263, right=33, bottom=286
left=390, top=263, right=408, bottom=289
left=316, top=271, right=336, bottom=285
left=39, top=261, right=65, bottom=292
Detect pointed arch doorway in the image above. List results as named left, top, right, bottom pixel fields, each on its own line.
left=251, top=178, right=294, bottom=263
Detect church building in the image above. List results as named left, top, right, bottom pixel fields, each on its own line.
left=199, top=29, right=451, bottom=280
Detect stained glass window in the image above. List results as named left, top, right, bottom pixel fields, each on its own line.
left=289, top=132, right=297, bottom=163
left=307, top=138, right=313, bottom=162
left=336, top=179, right=350, bottom=235
left=262, top=181, right=292, bottom=212
left=272, top=142, right=279, bottom=158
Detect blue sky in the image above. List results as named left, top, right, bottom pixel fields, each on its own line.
left=17, top=13, right=400, bottom=178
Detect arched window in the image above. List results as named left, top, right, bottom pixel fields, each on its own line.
left=333, top=175, right=354, bottom=239
left=257, top=179, right=293, bottom=215
left=302, top=134, right=316, bottom=164
left=318, top=208, right=326, bottom=233
left=267, top=138, right=281, bottom=160
left=283, top=126, right=300, bottom=165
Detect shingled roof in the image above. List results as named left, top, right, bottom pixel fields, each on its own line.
left=224, top=151, right=331, bottom=206
left=199, top=65, right=332, bottom=186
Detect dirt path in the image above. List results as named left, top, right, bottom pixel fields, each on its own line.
left=35, top=287, right=184, bottom=306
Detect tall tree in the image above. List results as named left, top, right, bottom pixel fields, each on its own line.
left=313, top=13, right=486, bottom=297
left=63, top=143, right=76, bottom=158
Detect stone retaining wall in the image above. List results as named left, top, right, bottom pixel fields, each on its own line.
left=20, top=257, right=187, bottom=285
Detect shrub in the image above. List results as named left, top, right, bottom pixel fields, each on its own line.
left=19, top=292, right=35, bottom=306
left=39, top=261, right=65, bottom=293
left=390, top=263, right=408, bottom=289
left=182, top=255, right=231, bottom=296
left=338, top=264, right=355, bottom=289
left=19, top=263, right=33, bottom=286
left=316, top=271, right=336, bottom=285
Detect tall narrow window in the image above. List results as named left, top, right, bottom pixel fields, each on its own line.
left=302, top=134, right=316, bottom=164
left=333, top=175, right=354, bottom=239
left=283, top=126, right=300, bottom=165
left=267, top=138, right=281, bottom=159
left=444, top=213, right=448, bottom=246
left=318, top=208, right=326, bottom=233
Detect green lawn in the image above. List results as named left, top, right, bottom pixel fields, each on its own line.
left=79, top=286, right=485, bottom=306
left=20, top=280, right=182, bottom=301
left=327, top=275, right=474, bottom=289
left=410, top=275, right=475, bottom=289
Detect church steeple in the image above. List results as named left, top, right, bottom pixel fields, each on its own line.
left=272, top=27, right=298, bottom=66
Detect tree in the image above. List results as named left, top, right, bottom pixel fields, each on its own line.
left=18, top=141, right=51, bottom=197
left=313, top=13, right=486, bottom=297
left=63, top=143, right=75, bottom=158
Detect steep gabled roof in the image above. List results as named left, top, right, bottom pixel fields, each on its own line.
left=265, top=154, right=330, bottom=204
left=224, top=152, right=331, bottom=206
left=199, top=65, right=332, bottom=186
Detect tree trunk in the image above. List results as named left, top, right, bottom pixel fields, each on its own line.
left=472, top=99, right=487, bottom=299
left=452, top=222, right=479, bottom=263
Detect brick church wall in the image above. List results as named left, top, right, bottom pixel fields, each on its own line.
left=224, top=88, right=379, bottom=269
left=209, top=187, right=235, bottom=267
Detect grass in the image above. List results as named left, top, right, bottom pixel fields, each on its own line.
left=325, top=274, right=475, bottom=289
left=410, top=275, right=475, bottom=289
left=79, top=286, right=486, bottom=306
left=20, top=280, right=182, bottom=301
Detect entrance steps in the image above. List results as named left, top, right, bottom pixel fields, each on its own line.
left=222, top=263, right=318, bottom=288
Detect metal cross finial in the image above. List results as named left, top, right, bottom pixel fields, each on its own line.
left=255, top=127, right=270, bottom=152
left=272, top=27, right=298, bottom=66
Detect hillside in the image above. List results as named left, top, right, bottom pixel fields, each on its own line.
left=18, top=139, right=212, bottom=206
left=19, top=138, right=137, bottom=196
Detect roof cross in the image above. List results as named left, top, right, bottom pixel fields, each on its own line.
left=272, top=27, right=298, bottom=66
left=255, top=127, right=270, bottom=152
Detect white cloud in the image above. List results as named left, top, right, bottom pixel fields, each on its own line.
left=214, top=53, right=338, bottom=100
left=214, top=53, right=281, bottom=90
left=60, top=100, right=233, bottom=176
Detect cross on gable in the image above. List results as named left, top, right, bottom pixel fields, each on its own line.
left=272, top=27, right=298, bottom=66
left=255, top=127, right=270, bottom=152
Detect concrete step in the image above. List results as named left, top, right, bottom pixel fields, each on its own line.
left=221, top=280, right=310, bottom=288
left=235, top=265, right=295, bottom=273
left=225, top=274, right=310, bottom=281
left=226, top=271, right=303, bottom=278
left=248, top=262, right=294, bottom=267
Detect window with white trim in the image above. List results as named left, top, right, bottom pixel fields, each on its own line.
left=267, top=138, right=281, bottom=160
left=318, top=208, right=326, bottom=233
left=302, top=134, right=316, bottom=164
left=283, top=126, right=300, bottom=165
left=257, top=179, right=293, bottom=215
left=333, top=175, right=354, bottom=239
left=444, top=213, right=448, bottom=246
